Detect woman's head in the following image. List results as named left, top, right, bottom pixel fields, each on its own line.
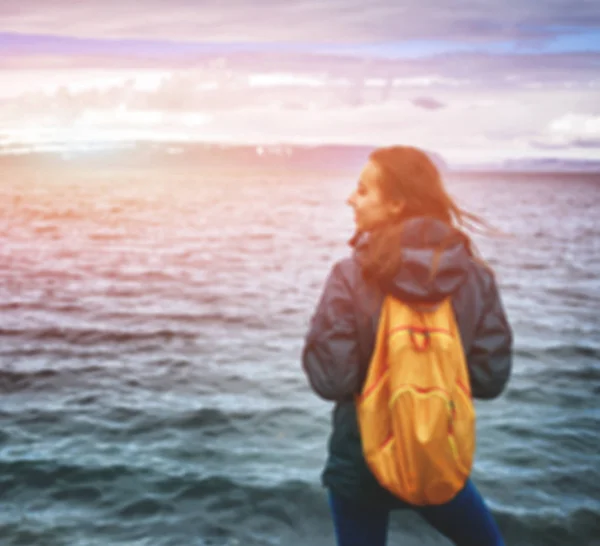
left=347, top=146, right=462, bottom=233
left=348, top=146, right=493, bottom=283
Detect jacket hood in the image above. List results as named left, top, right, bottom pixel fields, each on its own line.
left=353, top=216, right=472, bottom=303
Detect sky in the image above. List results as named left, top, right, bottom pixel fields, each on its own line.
left=0, top=0, right=599, bottom=164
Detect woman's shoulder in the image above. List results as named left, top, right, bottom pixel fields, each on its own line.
left=330, top=254, right=370, bottom=291
left=454, top=255, right=505, bottom=328
left=465, top=255, right=499, bottom=297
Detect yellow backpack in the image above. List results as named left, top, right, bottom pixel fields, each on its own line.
left=356, top=296, right=475, bottom=506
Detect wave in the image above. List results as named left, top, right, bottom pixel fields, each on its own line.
left=0, top=365, right=107, bottom=393
left=88, top=406, right=315, bottom=441
left=0, top=326, right=198, bottom=345
left=494, top=506, right=600, bottom=546
left=1, top=457, right=597, bottom=546
left=0, top=458, right=325, bottom=521
left=0, top=311, right=271, bottom=345
left=0, top=368, right=60, bottom=393
left=515, top=344, right=600, bottom=360
left=546, top=287, right=600, bottom=302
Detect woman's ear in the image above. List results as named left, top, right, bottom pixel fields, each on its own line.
left=389, top=200, right=405, bottom=221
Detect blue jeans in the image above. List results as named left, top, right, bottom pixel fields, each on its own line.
left=328, top=480, right=505, bottom=546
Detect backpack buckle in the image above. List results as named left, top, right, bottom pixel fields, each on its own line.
left=409, top=328, right=430, bottom=351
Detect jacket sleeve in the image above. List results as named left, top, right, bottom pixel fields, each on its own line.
left=467, top=271, right=513, bottom=400
left=302, top=261, right=362, bottom=401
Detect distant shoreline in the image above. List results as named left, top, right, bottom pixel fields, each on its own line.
left=1, top=141, right=599, bottom=176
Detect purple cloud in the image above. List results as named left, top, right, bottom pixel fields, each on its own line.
left=1, top=0, right=599, bottom=43
left=412, top=97, right=446, bottom=110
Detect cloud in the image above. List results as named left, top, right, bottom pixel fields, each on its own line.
left=531, top=138, right=600, bottom=150
left=571, top=138, right=600, bottom=148
left=1, top=0, right=599, bottom=43
left=0, top=1, right=598, bottom=165
left=1, top=40, right=599, bottom=97
left=1, top=60, right=597, bottom=131
left=1, top=69, right=597, bottom=164
left=531, top=114, right=600, bottom=149
left=412, top=97, right=446, bottom=110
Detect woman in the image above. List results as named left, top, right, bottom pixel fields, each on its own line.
left=302, top=146, right=512, bottom=546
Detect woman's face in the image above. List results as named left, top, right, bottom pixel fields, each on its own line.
left=347, top=160, right=404, bottom=232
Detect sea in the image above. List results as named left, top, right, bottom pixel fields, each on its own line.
left=1, top=146, right=599, bottom=546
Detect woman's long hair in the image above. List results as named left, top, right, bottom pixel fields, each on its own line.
left=357, top=146, right=494, bottom=283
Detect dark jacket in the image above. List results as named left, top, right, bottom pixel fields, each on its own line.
left=302, top=217, right=513, bottom=507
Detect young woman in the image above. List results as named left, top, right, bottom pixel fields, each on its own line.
left=302, top=146, right=512, bottom=546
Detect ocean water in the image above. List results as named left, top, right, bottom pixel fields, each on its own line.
left=1, top=158, right=599, bottom=546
